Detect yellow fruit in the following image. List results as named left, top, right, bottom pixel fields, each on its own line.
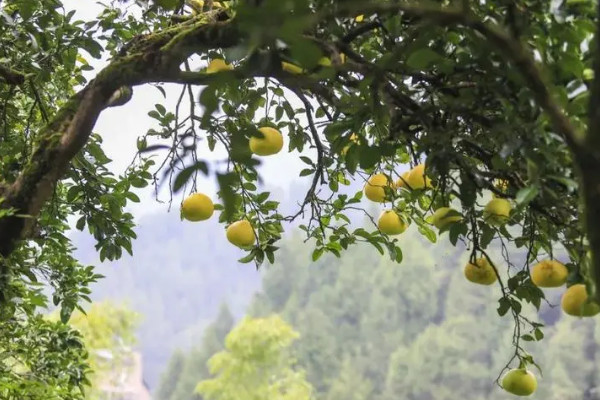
left=531, top=259, right=568, bottom=288
left=483, top=198, right=511, bottom=226
left=364, top=173, right=393, bottom=203
left=406, top=164, right=432, bottom=190
left=561, top=284, right=600, bottom=317
left=226, top=220, right=256, bottom=248
left=394, top=171, right=411, bottom=189
left=213, top=1, right=223, bottom=7
left=341, top=133, right=359, bottom=155
left=181, top=193, right=214, bottom=221
left=464, top=257, right=497, bottom=285
left=339, top=53, right=346, bottom=64
left=206, top=59, right=233, bottom=73
left=431, top=207, right=462, bottom=230
left=495, top=178, right=509, bottom=192
left=281, top=61, right=304, bottom=74
left=188, top=0, right=203, bottom=12
left=355, top=14, right=364, bottom=22
left=318, top=57, right=332, bottom=67
left=377, top=210, right=408, bottom=235
left=249, top=127, right=284, bottom=156
left=502, top=369, right=537, bottom=396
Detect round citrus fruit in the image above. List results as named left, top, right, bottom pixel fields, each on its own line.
left=281, top=61, right=304, bottom=74
left=318, top=57, right=332, bottom=67
left=561, top=284, right=600, bottom=317
left=502, top=369, right=537, bottom=396
left=464, top=257, right=497, bottom=285
left=531, top=259, right=568, bottom=288
left=483, top=198, right=511, bottom=226
left=430, top=207, right=462, bottom=230
left=181, top=193, right=214, bottom=221
left=377, top=210, right=408, bottom=235
left=394, top=171, right=411, bottom=189
left=206, top=59, right=233, bottom=73
left=226, top=220, right=256, bottom=248
left=249, top=127, right=284, bottom=156
left=406, top=164, right=432, bottom=190
left=364, top=173, right=393, bottom=202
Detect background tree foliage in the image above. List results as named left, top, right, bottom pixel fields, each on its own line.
left=0, top=0, right=600, bottom=396
left=158, top=235, right=600, bottom=400
left=195, top=314, right=313, bottom=400
left=63, top=301, right=140, bottom=400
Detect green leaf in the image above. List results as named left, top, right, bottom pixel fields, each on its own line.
left=479, top=224, right=495, bottom=249
left=418, top=225, right=437, bottom=243
left=266, top=250, right=275, bottom=264
left=76, top=217, right=86, bottom=231
left=521, top=334, right=534, bottom=342
left=66, top=186, right=82, bottom=202
left=497, top=297, right=511, bottom=316
left=448, top=222, right=467, bottom=246
left=299, top=168, right=314, bottom=177
left=516, top=186, right=539, bottom=206
left=238, top=251, right=256, bottom=264
left=406, top=48, right=441, bottom=70
left=311, top=248, right=324, bottom=262
left=359, top=146, right=381, bottom=170
left=173, top=162, right=209, bottom=192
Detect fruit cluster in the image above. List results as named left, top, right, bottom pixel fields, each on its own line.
left=179, top=124, right=283, bottom=248
left=360, top=166, right=599, bottom=397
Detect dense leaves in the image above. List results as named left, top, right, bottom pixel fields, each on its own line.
left=0, top=0, right=599, bottom=396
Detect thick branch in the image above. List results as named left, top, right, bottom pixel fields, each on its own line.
left=0, top=20, right=241, bottom=257
left=341, top=21, right=381, bottom=43
left=334, top=3, right=583, bottom=151
left=587, top=0, right=600, bottom=149
left=0, top=65, right=26, bottom=85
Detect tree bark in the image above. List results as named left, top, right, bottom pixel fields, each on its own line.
left=0, top=19, right=240, bottom=258
left=583, top=0, right=600, bottom=302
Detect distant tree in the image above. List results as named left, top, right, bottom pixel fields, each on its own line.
left=156, top=350, right=186, bottom=400
left=325, top=357, right=373, bottom=400
left=384, top=316, right=511, bottom=400
left=532, top=317, right=600, bottom=400
left=195, top=315, right=313, bottom=400
left=66, top=301, right=140, bottom=399
left=163, top=233, right=600, bottom=400
left=165, top=303, right=235, bottom=400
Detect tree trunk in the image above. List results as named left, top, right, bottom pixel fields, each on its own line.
left=579, top=152, right=600, bottom=302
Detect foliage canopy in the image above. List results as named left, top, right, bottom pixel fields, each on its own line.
left=1, top=0, right=600, bottom=396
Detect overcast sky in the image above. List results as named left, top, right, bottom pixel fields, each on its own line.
left=63, top=0, right=309, bottom=219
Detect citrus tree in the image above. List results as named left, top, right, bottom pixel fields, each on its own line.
left=1, top=0, right=600, bottom=396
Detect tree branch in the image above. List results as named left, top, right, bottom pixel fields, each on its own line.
left=341, top=20, right=381, bottom=43
left=578, top=0, right=600, bottom=302
left=587, top=0, right=600, bottom=149
left=0, top=65, right=26, bottom=85
left=0, top=19, right=241, bottom=257
left=333, top=2, right=583, bottom=151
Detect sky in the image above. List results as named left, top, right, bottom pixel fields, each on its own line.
left=63, top=0, right=310, bottom=220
